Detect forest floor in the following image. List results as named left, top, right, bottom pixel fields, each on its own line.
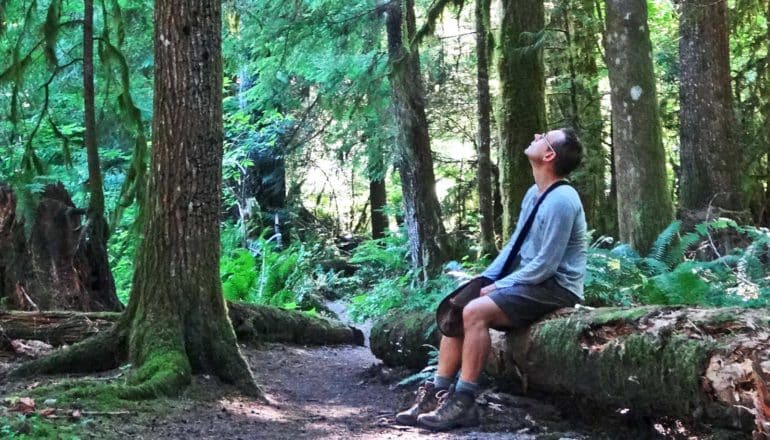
left=0, top=303, right=700, bottom=439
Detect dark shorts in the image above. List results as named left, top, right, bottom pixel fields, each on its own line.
left=487, top=277, right=580, bottom=329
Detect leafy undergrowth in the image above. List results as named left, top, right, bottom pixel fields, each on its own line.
left=585, top=219, right=770, bottom=308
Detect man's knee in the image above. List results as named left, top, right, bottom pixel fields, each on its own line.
left=462, top=299, right=494, bottom=328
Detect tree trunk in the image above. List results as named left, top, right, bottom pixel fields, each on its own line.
left=475, top=0, right=497, bottom=259
left=385, top=0, right=449, bottom=278
left=0, top=303, right=364, bottom=348
left=679, top=0, right=743, bottom=214
left=497, top=0, right=547, bottom=238
left=11, top=0, right=261, bottom=399
left=82, top=0, right=120, bottom=312
left=568, top=0, right=611, bottom=236
left=0, top=183, right=121, bottom=311
left=370, top=306, right=770, bottom=433
left=604, top=0, right=672, bottom=253
left=370, top=179, right=388, bottom=239
left=679, top=0, right=742, bottom=215
left=759, top=1, right=770, bottom=227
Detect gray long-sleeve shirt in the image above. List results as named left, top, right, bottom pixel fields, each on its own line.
left=481, top=183, right=587, bottom=299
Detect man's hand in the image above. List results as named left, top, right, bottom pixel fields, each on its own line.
left=480, top=283, right=497, bottom=296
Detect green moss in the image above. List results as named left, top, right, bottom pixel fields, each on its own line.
left=527, top=313, right=715, bottom=417
left=591, top=306, right=654, bottom=325
left=705, top=310, right=737, bottom=325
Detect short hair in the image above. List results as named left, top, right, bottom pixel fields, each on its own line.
left=552, top=127, right=582, bottom=177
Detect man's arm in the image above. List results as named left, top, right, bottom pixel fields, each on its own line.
left=493, top=201, right=576, bottom=288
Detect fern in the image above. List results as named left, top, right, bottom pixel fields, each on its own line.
left=647, top=220, right=681, bottom=268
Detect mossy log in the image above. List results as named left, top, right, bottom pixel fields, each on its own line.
left=370, top=310, right=441, bottom=369
left=0, top=302, right=363, bottom=348
left=370, top=306, right=770, bottom=432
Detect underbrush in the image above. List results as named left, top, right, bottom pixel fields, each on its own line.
left=324, top=231, right=487, bottom=323
left=585, top=219, right=770, bottom=308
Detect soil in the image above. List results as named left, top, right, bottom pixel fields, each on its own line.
left=0, top=304, right=709, bottom=439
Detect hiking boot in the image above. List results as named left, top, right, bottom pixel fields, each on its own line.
left=395, top=381, right=443, bottom=425
left=416, top=388, right=479, bottom=430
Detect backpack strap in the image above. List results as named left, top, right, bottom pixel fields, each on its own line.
left=499, top=180, right=571, bottom=277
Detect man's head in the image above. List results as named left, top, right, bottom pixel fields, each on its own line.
left=524, top=127, right=583, bottom=177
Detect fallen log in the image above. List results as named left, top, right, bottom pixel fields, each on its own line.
left=0, top=302, right=363, bottom=348
left=370, top=305, right=770, bottom=433
left=370, top=310, right=440, bottom=369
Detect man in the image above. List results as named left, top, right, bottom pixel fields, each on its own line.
left=395, top=128, right=587, bottom=430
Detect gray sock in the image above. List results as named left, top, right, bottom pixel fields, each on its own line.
left=455, top=379, right=479, bottom=397
left=432, top=374, right=452, bottom=390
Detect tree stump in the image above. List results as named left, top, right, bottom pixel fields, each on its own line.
left=0, top=183, right=122, bottom=312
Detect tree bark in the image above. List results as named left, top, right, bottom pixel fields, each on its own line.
left=497, top=0, right=547, bottom=238
left=475, top=0, right=497, bottom=259
left=82, top=0, right=120, bottom=311
left=0, top=183, right=121, bottom=311
left=0, top=303, right=364, bottom=348
left=369, top=148, right=389, bottom=240
left=567, top=0, right=612, bottom=236
left=604, top=0, right=673, bottom=253
left=678, top=0, right=743, bottom=214
left=370, top=306, right=770, bottom=433
left=10, top=0, right=261, bottom=399
left=385, top=0, right=449, bottom=278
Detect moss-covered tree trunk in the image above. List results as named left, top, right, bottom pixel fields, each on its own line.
left=475, top=0, right=497, bottom=259
left=10, top=0, right=260, bottom=399
left=385, top=0, right=449, bottom=278
left=497, top=0, right=546, bottom=238
left=82, top=0, right=120, bottom=313
left=679, top=0, right=743, bottom=215
left=564, top=0, right=613, bottom=237
left=370, top=306, right=770, bottom=433
left=604, top=0, right=673, bottom=253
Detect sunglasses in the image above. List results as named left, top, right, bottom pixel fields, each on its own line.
left=537, top=133, right=556, bottom=155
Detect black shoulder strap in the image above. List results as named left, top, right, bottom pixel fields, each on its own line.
left=499, top=180, right=570, bottom=277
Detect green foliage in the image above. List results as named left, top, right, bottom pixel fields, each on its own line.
left=335, top=231, right=459, bottom=322
left=585, top=220, right=770, bottom=308
left=219, top=223, right=323, bottom=312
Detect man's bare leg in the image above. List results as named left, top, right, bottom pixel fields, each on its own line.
left=436, top=335, right=463, bottom=379
left=459, top=296, right=512, bottom=383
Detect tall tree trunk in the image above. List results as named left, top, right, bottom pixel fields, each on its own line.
left=370, top=179, right=388, bottom=239
left=369, top=146, right=389, bottom=240
left=82, top=0, right=121, bottom=311
left=679, top=0, right=743, bottom=214
left=604, top=0, right=672, bottom=253
left=385, top=0, right=449, bottom=278
left=498, top=0, right=547, bottom=238
left=569, top=0, right=611, bottom=236
left=476, top=0, right=497, bottom=258
left=12, top=0, right=261, bottom=399
left=761, top=2, right=770, bottom=226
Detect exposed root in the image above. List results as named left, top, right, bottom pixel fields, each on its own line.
left=9, top=325, right=128, bottom=379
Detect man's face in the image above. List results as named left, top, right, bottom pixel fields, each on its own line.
left=524, top=130, right=564, bottom=163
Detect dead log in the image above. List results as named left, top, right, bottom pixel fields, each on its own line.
left=0, top=302, right=363, bottom=348
left=370, top=306, right=770, bottom=433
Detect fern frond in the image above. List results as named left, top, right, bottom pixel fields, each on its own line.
left=647, top=220, right=681, bottom=264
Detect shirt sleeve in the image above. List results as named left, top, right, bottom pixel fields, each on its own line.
left=494, top=200, right=576, bottom=288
